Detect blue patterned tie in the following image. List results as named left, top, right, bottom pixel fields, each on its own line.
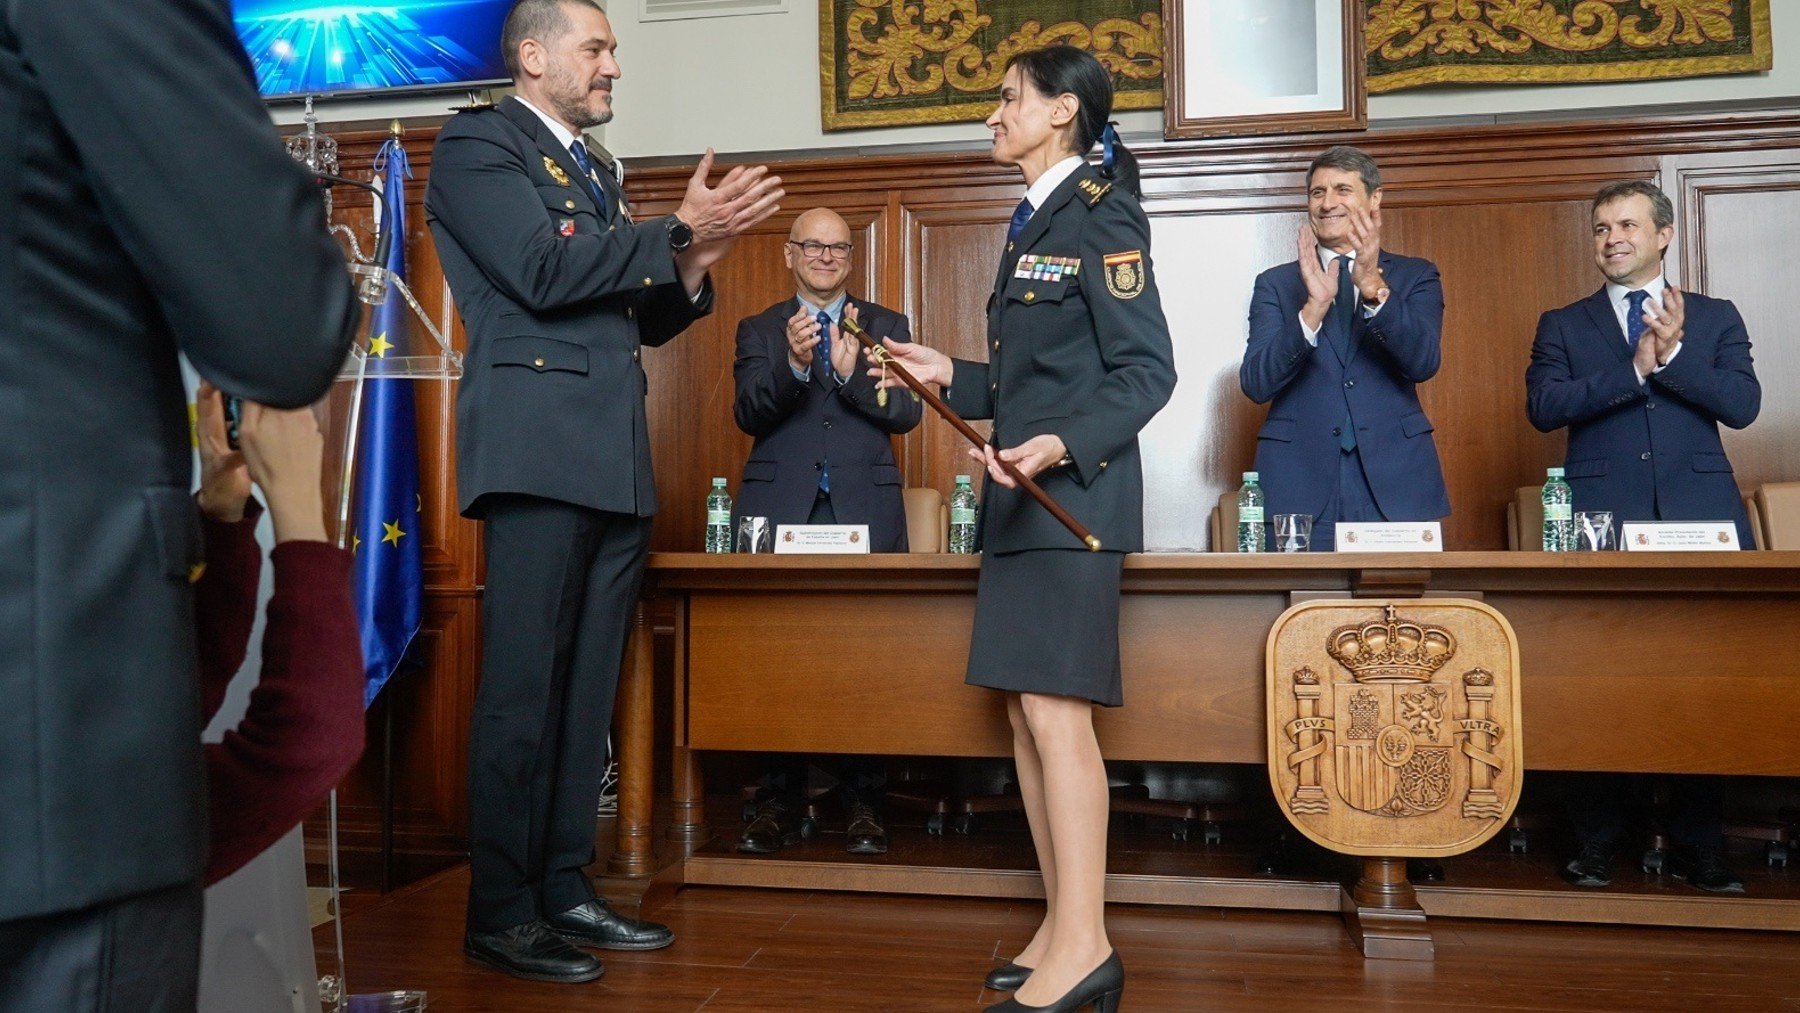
left=816, top=309, right=833, bottom=494
left=1007, top=198, right=1033, bottom=241
left=1625, top=289, right=1650, bottom=350
left=1336, top=255, right=1357, bottom=453
left=568, top=140, right=608, bottom=217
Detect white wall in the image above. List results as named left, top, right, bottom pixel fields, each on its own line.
left=275, top=3, right=1800, bottom=160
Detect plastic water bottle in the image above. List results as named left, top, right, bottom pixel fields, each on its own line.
left=705, top=477, right=732, bottom=553
left=949, top=475, right=978, bottom=554
left=1237, top=472, right=1265, bottom=552
left=1541, top=467, right=1573, bottom=552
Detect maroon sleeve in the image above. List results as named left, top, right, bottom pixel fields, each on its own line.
left=204, top=539, right=365, bottom=885
left=195, top=498, right=264, bottom=724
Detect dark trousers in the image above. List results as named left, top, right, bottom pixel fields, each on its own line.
left=1563, top=774, right=1725, bottom=850
left=1313, top=447, right=1384, bottom=551
left=466, top=494, right=653, bottom=934
left=0, top=881, right=201, bottom=1012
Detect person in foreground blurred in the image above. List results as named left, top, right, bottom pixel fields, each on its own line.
left=0, top=2, right=358, bottom=1006
left=877, top=45, right=1175, bottom=1013
left=192, top=385, right=365, bottom=886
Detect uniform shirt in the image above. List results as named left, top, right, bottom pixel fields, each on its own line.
left=1605, top=273, right=1682, bottom=382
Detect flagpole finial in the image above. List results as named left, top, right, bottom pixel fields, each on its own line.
left=389, top=119, right=404, bottom=139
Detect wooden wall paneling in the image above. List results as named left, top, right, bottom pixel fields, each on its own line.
left=1668, top=152, right=1800, bottom=496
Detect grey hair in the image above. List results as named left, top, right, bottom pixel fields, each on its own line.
left=1307, top=145, right=1382, bottom=194
left=501, top=0, right=600, bottom=80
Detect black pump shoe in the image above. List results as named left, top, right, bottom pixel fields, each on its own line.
left=464, top=921, right=604, bottom=983
left=984, top=961, right=1033, bottom=991
left=547, top=898, right=675, bottom=951
left=984, top=951, right=1123, bottom=1012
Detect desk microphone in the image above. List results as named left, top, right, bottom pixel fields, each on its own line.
left=311, top=171, right=394, bottom=306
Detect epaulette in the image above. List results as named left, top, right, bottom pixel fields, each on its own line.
left=1077, top=178, right=1112, bottom=207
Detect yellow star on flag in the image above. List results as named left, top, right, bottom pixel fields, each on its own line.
left=369, top=332, right=394, bottom=358
left=352, top=533, right=362, bottom=555
left=382, top=520, right=406, bottom=546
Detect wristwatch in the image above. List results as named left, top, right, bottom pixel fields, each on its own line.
left=667, top=216, right=693, bottom=253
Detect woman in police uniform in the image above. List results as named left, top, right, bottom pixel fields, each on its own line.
left=877, top=45, right=1175, bottom=1013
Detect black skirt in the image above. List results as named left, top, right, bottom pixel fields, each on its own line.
left=965, top=548, right=1126, bottom=707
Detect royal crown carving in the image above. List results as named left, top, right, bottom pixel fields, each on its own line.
left=1326, top=604, right=1455, bottom=683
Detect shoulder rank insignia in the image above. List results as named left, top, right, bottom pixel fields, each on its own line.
left=1103, top=250, right=1144, bottom=300
left=1077, top=178, right=1112, bottom=206
left=543, top=156, right=572, bottom=187
left=1013, top=254, right=1081, bottom=282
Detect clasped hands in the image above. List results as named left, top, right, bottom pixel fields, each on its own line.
left=1297, top=208, right=1387, bottom=333
left=1633, top=286, right=1685, bottom=378
left=670, top=149, right=784, bottom=293
left=786, top=303, right=862, bottom=380
left=863, top=339, right=1067, bottom=487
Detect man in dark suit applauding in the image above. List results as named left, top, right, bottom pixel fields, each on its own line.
left=1528, top=179, right=1757, bottom=894
left=1241, top=146, right=1448, bottom=550
left=733, top=207, right=922, bottom=550
left=0, top=3, right=358, bottom=1006
left=729, top=207, right=921, bottom=856
left=426, top=0, right=782, bottom=983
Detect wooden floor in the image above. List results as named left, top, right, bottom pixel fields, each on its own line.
left=318, top=863, right=1800, bottom=1012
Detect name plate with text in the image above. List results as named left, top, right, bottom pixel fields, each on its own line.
left=1333, top=521, right=1443, bottom=552
left=1622, top=522, right=1740, bottom=551
left=774, top=524, right=871, bottom=554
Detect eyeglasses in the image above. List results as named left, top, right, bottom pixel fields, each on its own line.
left=787, top=240, right=854, bottom=260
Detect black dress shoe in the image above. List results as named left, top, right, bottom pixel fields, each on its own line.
left=1407, top=859, right=1445, bottom=883
left=984, top=961, right=1032, bottom=991
left=985, top=950, right=1122, bottom=1012
left=1563, top=841, right=1613, bottom=888
left=1670, top=846, right=1746, bottom=894
left=738, top=797, right=804, bottom=853
left=845, top=797, right=889, bottom=855
left=547, top=898, right=675, bottom=951
left=464, top=921, right=604, bottom=983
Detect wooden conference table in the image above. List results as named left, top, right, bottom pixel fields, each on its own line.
left=606, top=552, right=1800, bottom=934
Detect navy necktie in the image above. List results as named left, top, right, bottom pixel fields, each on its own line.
left=568, top=140, right=608, bottom=217
left=1335, top=255, right=1358, bottom=453
left=1007, top=198, right=1033, bottom=241
left=1625, top=289, right=1650, bottom=350
left=1334, top=254, right=1356, bottom=340
left=816, top=309, right=833, bottom=494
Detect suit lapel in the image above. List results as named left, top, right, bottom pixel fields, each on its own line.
left=497, top=98, right=597, bottom=215
left=1340, top=251, right=1397, bottom=370
left=1580, top=287, right=1632, bottom=363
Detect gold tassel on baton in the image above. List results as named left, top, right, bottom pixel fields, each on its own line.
left=838, top=315, right=1102, bottom=551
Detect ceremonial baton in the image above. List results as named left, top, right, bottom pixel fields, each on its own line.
left=837, top=314, right=1101, bottom=551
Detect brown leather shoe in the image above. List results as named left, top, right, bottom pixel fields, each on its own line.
left=738, top=797, right=803, bottom=853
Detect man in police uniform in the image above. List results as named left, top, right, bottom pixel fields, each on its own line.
left=426, top=0, right=781, bottom=983
left=1241, top=146, right=1449, bottom=550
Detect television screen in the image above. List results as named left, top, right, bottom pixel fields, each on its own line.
left=236, top=1, right=513, bottom=100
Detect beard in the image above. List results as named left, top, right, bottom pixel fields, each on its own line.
left=546, top=63, right=613, bottom=130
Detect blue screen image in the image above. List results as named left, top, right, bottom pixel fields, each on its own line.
left=236, top=1, right=512, bottom=99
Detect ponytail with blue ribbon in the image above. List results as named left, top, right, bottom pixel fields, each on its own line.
left=1100, top=121, right=1119, bottom=176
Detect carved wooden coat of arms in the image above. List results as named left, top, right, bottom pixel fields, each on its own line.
left=1267, top=601, right=1522, bottom=857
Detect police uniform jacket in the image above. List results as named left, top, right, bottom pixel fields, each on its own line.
left=0, top=1, right=357, bottom=920
left=426, top=97, right=711, bottom=519
left=1526, top=286, right=1759, bottom=545
left=732, top=296, right=921, bottom=552
left=945, top=163, right=1176, bottom=554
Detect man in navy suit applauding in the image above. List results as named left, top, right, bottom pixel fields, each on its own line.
left=1241, top=146, right=1448, bottom=550
left=1527, top=179, right=1760, bottom=547
left=1528, top=179, right=1758, bottom=894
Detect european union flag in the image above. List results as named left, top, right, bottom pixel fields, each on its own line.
left=353, top=139, right=424, bottom=707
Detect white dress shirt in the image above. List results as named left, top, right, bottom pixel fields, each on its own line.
left=1019, top=155, right=1086, bottom=220
left=1298, top=246, right=1388, bottom=347
left=1605, top=274, right=1681, bottom=382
